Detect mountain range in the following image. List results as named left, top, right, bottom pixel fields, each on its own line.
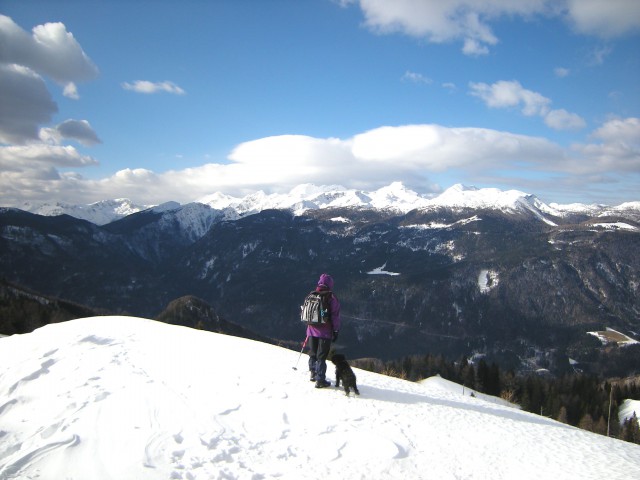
left=20, top=182, right=640, bottom=226
left=2, top=183, right=639, bottom=376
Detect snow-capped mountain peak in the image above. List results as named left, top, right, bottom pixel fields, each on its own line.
left=22, top=198, right=150, bottom=225
left=369, top=181, right=428, bottom=210
left=15, top=182, right=640, bottom=226
left=151, top=201, right=181, bottom=213
left=197, top=182, right=428, bottom=216
left=428, top=184, right=561, bottom=225
left=433, top=184, right=531, bottom=210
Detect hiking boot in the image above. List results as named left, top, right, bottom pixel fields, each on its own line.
left=315, top=379, right=331, bottom=389
left=310, top=372, right=316, bottom=382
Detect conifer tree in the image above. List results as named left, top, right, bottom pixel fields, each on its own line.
left=621, top=413, right=639, bottom=444
left=578, top=413, right=595, bottom=432
left=594, top=416, right=607, bottom=436
left=556, top=406, right=568, bottom=424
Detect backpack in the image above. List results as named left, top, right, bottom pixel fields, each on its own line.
left=300, top=290, right=332, bottom=326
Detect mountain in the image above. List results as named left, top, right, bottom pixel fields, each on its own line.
left=21, top=198, right=150, bottom=225
left=19, top=182, right=640, bottom=226
left=0, top=280, right=102, bottom=335
left=1, top=183, right=639, bottom=375
left=1, top=316, right=638, bottom=479
left=155, top=295, right=272, bottom=344
left=0, top=280, right=269, bottom=345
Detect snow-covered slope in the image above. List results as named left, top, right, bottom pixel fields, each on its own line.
left=1, top=317, right=638, bottom=480
left=427, top=184, right=561, bottom=225
left=619, top=399, right=640, bottom=425
left=17, top=183, right=640, bottom=225
left=197, top=182, right=634, bottom=219
left=198, top=182, right=554, bottom=217
left=21, top=198, right=149, bottom=225
left=198, top=182, right=428, bottom=217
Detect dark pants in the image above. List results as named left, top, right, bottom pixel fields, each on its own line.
left=308, top=336, right=331, bottom=381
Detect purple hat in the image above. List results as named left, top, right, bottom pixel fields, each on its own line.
left=317, top=273, right=334, bottom=290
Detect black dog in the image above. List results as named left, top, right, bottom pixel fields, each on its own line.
left=330, top=353, right=360, bottom=396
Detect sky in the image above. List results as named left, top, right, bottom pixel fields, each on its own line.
left=1, top=0, right=639, bottom=207
left=1, top=315, right=639, bottom=479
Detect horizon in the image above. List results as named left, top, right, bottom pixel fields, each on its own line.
left=15, top=181, right=640, bottom=212
left=1, top=1, right=639, bottom=207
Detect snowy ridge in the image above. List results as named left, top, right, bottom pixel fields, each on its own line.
left=152, top=202, right=224, bottom=241
left=1, top=316, right=639, bottom=480
left=17, top=182, right=640, bottom=226
left=198, top=182, right=558, bottom=218
left=22, top=198, right=150, bottom=226
left=550, top=200, right=640, bottom=219
left=198, top=182, right=424, bottom=217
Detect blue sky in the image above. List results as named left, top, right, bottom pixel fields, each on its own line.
left=1, top=0, right=639, bottom=207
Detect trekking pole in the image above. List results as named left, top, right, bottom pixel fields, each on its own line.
left=292, top=336, right=309, bottom=371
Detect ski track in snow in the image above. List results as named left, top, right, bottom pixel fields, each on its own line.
left=0, top=316, right=639, bottom=480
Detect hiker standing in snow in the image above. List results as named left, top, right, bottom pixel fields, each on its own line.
left=307, top=273, right=341, bottom=389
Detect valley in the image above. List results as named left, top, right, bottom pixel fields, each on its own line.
left=2, top=184, right=639, bottom=377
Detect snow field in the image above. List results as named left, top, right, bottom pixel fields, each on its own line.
left=0, top=316, right=639, bottom=479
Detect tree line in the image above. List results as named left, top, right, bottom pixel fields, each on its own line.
left=353, top=352, right=640, bottom=445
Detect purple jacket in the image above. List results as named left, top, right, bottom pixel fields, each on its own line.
left=306, top=273, right=341, bottom=339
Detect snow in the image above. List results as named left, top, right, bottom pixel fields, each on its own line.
left=587, top=328, right=639, bottom=346
left=201, top=182, right=565, bottom=223
left=551, top=201, right=640, bottom=219
left=151, top=201, right=181, bottom=213
left=367, top=263, right=401, bottom=276
left=1, top=317, right=639, bottom=480
left=619, top=399, right=640, bottom=424
left=21, top=199, right=149, bottom=225
left=549, top=202, right=607, bottom=215
left=17, top=182, right=640, bottom=227
left=477, top=269, right=499, bottom=293
left=591, top=222, right=638, bottom=232
left=401, top=215, right=482, bottom=231
left=418, top=375, right=515, bottom=409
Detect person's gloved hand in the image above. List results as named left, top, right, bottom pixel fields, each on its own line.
left=332, top=331, right=339, bottom=342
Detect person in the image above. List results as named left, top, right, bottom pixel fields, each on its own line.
left=307, top=273, right=341, bottom=388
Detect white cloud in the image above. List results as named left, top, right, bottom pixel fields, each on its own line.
left=2, top=121, right=638, bottom=206
left=565, top=0, right=640, bottom=37
left=122, top=80, right=186, bottom=95
left=63, top=82, right=79, bottom=99
left=592, top=117, right=640, bottom=145
left=469, top=80, right=551, bottom=116
left=588, top=45, right=613, bottom=66
left=40, top=119, right=102, bottom=147
left=0, top=15, right=101, bottom=166
left=567, top=117, right=640, bottom=174
left=0, top=63, right=57, bottom=144
left=0, top=124, right=566, bottom=205
left=544, top=109, right=587, bottom=131
left=462, top=38, right=490, bottom=56
left=0, top=15, right=98, bottom=85
left=351, top=0, right=513, bottom=54
left=341, top=1, right=639, bottom=55
left=469, top=80, right=586, bottom=131
left=401, top=71, right=432, bottom=84
left=554, top=67, right=570, bottom=78
left=57, top=120, right=101, bottom=146
left=0, top=144, right=98, bottom=170
left=138, top=120, right=629, bottom=201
